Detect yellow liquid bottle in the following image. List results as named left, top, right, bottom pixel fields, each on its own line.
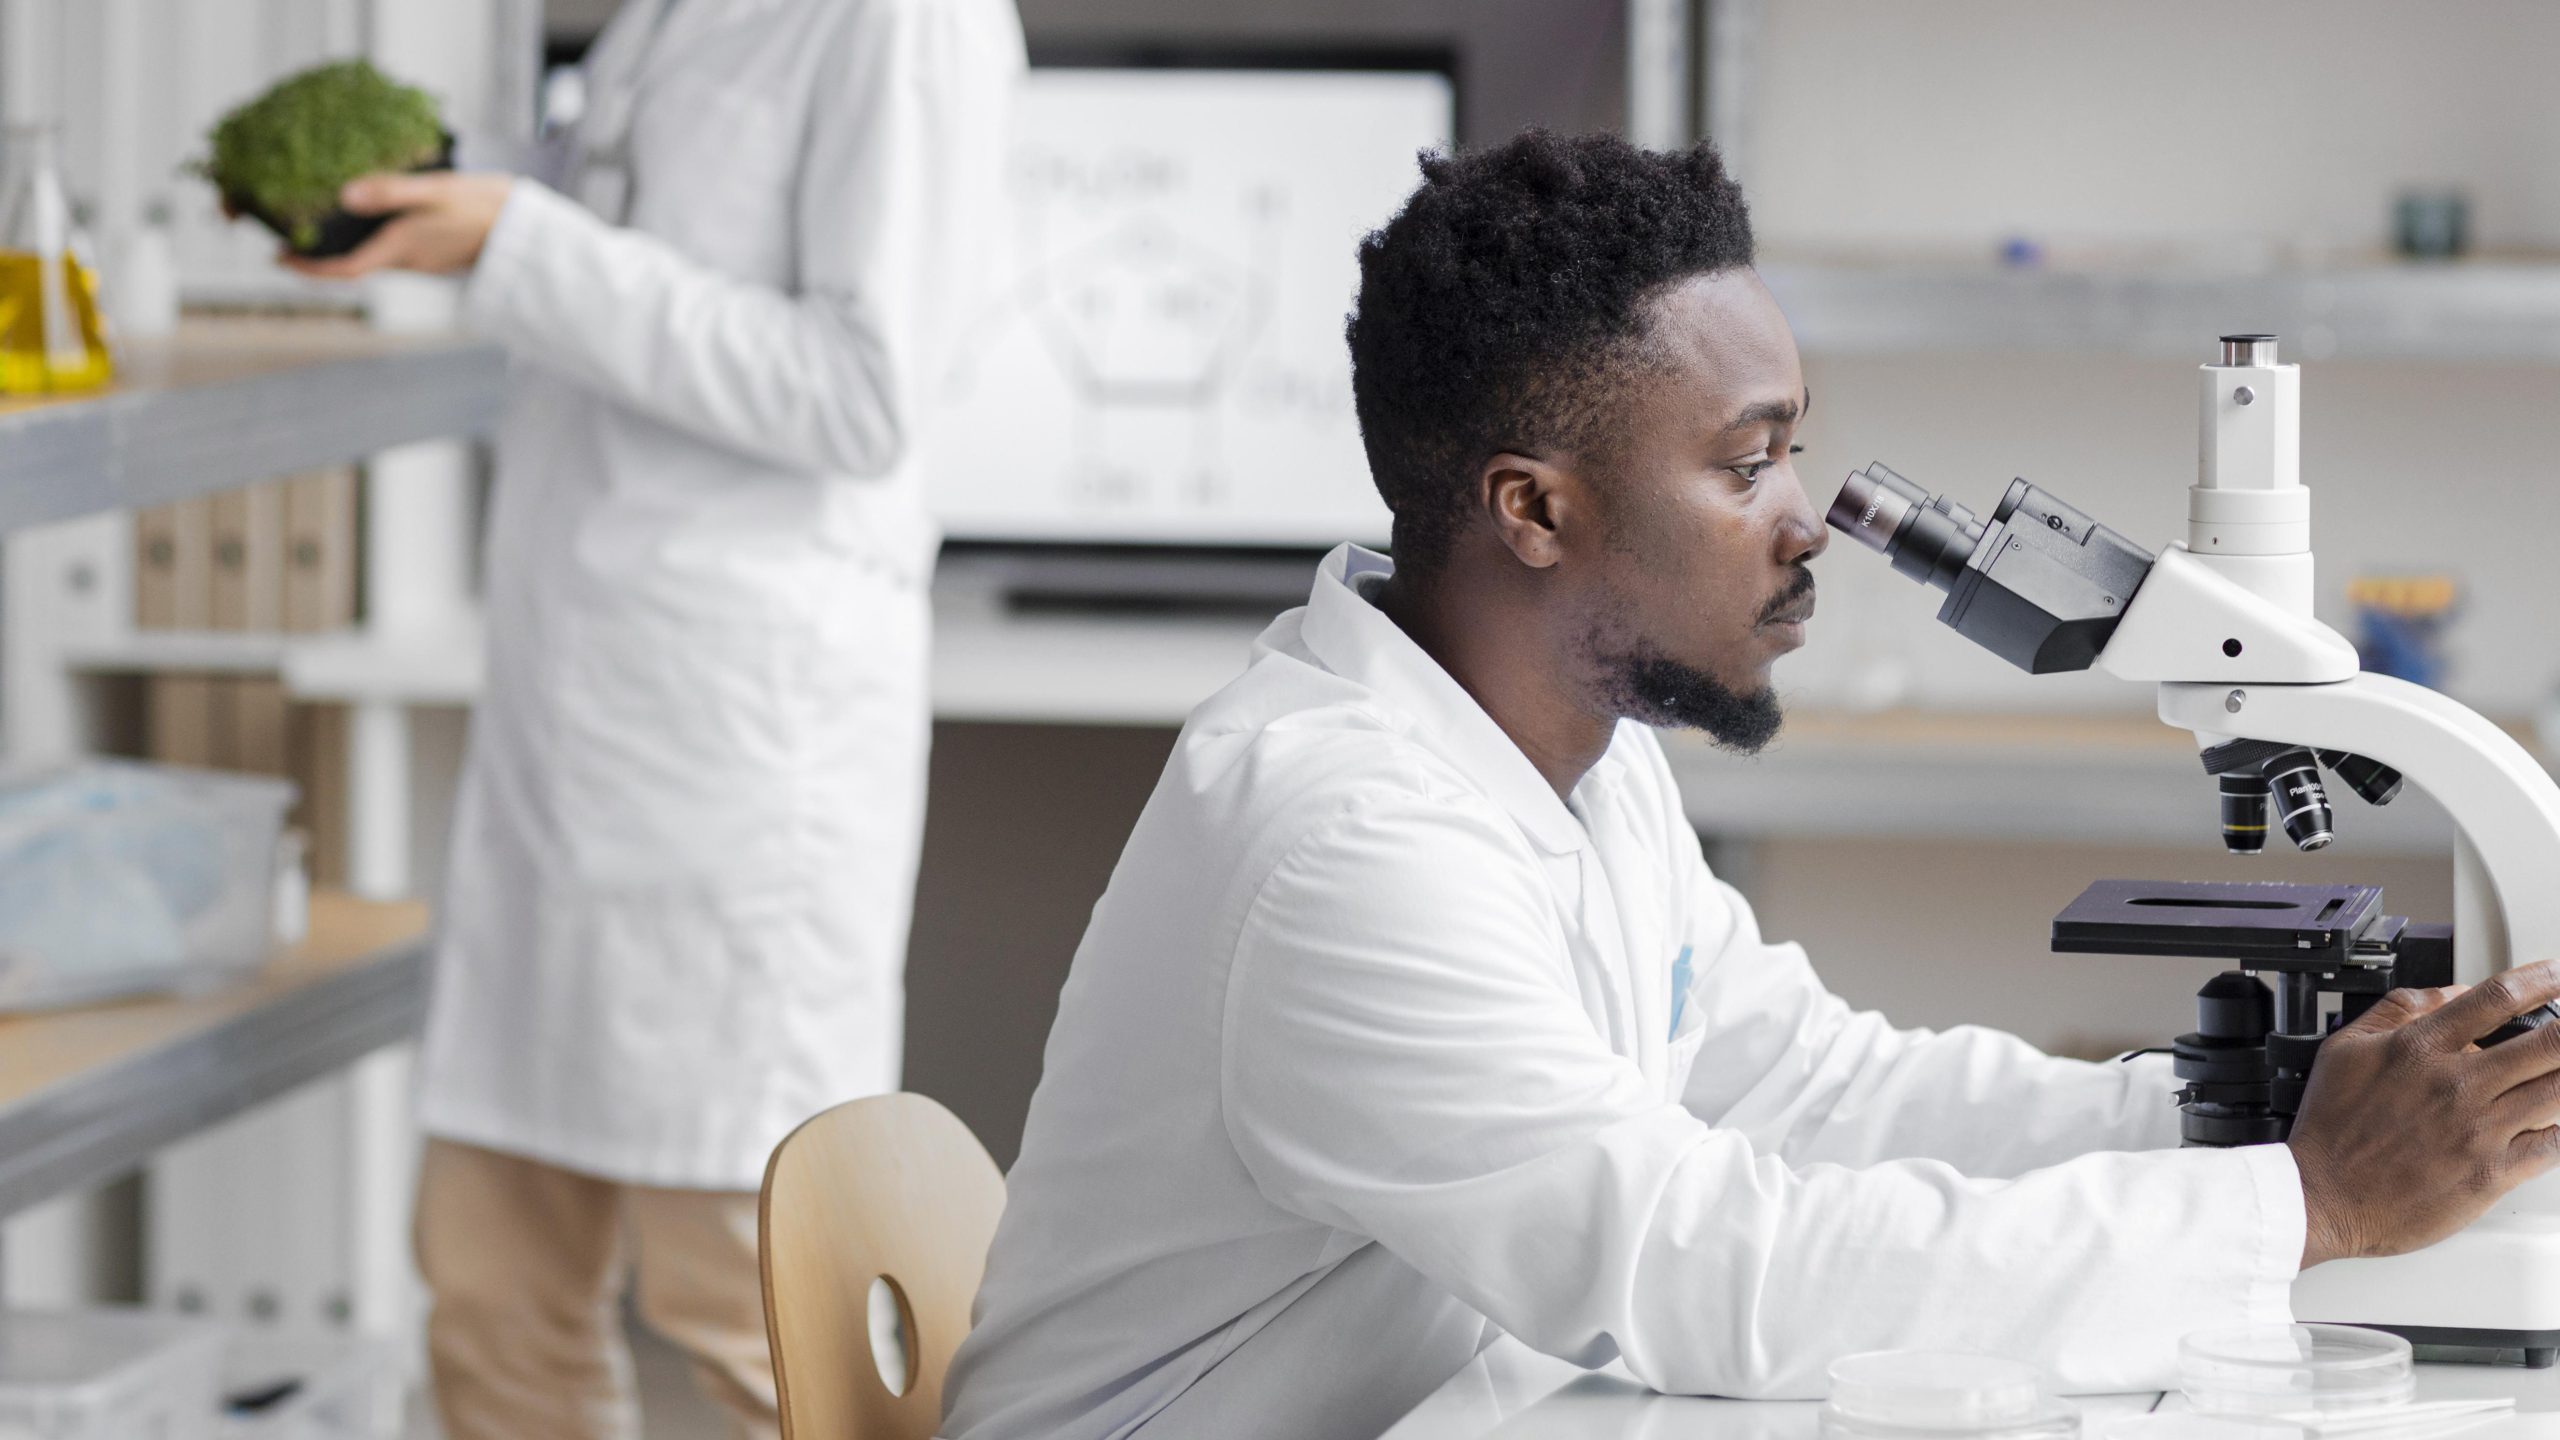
left=0, top=125, right=115, bottom=396
left=0, top=250, right=114, bottom=393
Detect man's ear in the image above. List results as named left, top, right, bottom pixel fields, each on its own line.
left=1476, top=452, right=1579, bottom=570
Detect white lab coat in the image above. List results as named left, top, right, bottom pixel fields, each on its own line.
left=415, top=0, right=1024, bottom=1189
left=940, top=545, right=2306, bottom=1440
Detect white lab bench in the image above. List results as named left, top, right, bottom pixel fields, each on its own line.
left=1380, top=1338, right=2560, bottom=1439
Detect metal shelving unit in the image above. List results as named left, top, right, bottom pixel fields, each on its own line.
left=56, top=626, right=486, bottom=706
left=0, top=316, right=497, bottom=1312
left=0, top=317, right=505, bottom=533
left=0, top=898, right=432, bottom=1221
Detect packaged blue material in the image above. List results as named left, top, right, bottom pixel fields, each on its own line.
left=0, top=762, right=294, bottom=1012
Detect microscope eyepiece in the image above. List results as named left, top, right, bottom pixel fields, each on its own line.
left=1826, top=463, right=1915, bottom=553
left=1826, top=463, right=1984, bottom=593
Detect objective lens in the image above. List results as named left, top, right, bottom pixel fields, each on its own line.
left=1826, top=464, right=1985, bottom=593
left=2218, top=774, right=2270, bottom=854
left=2318, top=750, right=2404, bottom=807
left=2261, top=749, right=2336, bottom=851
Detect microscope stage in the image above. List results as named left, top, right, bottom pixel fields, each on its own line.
left=2050, top=878, right=2387, bottom=970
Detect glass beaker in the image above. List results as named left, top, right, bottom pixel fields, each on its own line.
left=0, top=124, right=115, bottom=395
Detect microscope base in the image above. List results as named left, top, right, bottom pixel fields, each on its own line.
left=2294, top=1214, right=2560, bottom=1364
left=2367, top=1326, right=2560, bottom=1368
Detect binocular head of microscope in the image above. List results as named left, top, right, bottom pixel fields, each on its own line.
left=1825, top=459, right=2407, bottom=857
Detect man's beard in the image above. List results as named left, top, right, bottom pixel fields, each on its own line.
left=1600, top=652, right=1785, bottom=753
left=1587, top=565, right=1807, bottom=754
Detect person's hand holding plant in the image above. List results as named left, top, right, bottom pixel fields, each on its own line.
left=198, top=58, right=506, bottom=277
left=281, top=172, right=514, bottom=279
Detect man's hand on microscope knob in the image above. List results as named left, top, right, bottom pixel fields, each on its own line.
left=2288, top=959, right=2560, bottom=1269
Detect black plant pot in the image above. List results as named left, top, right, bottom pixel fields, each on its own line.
left=229, top=132, right=455, bottom=259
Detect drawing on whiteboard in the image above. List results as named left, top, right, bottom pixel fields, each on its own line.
left=945, top=163, right=1292, bottom=508
left=929, top=70, right=1451, bottom=547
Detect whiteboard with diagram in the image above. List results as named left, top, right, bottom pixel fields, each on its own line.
left=926, top=67, right=1455, bottom=548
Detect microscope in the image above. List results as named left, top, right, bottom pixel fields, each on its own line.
left=1825, top=335, right=2560, bottom=1363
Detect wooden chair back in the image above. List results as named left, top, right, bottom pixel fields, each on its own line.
left=760, top=1093, right=1006, bottom=1440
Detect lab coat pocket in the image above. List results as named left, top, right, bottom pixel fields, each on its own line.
left=552, top=606, right=805, bottom=892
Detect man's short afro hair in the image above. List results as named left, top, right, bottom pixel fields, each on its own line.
left=1346, top=129, right=1754, bottom=571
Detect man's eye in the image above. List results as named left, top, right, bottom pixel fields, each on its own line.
left=1733, top=445, right=1803, bottom=482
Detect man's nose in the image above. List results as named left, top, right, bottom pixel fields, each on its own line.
left=1777, top=471, right=1829, bottom=564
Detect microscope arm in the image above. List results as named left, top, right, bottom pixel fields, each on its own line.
left=2093, top=544, right=2560, bottom=985
left=2154, top=675, right=2560, bottom=986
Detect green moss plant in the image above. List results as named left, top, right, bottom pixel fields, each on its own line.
left=195, top=60, right=445, bottom=252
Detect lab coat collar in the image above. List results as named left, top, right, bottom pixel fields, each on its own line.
left=1291, top=545, right=1588, bottom=855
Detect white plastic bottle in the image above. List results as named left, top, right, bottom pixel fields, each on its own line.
left=112, top=196, right=181, bottom=340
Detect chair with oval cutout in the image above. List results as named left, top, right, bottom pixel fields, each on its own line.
left=759, top=1092, right=1007, bottom=1440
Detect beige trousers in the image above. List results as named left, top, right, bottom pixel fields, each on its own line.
left=414, top=1138, right=780, bottom=1440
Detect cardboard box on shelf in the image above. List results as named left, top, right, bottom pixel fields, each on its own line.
left=133, top=496, right=214, bottom=630
left=208, top=482, right=285, bottom=632
left=146, top=674, right=218, bottom=768
left=281, top=468, right=358, bottom=634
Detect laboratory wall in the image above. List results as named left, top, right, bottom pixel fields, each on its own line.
left=1738, top=0, right=2560, bottom=255
left=905, top=724, right=1175, bottom=1166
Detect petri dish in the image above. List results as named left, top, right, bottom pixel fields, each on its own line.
left=1820, top=1350, right=2080, bottom=1438
left=2177, top=1323, right=2414, bottom=1417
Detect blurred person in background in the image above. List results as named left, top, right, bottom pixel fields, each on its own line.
left=285, top=0, right=1024, bottom=1435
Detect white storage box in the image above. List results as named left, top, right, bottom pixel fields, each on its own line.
left=0, top=761, right=296, bottom=1013
left=220, top=1332, right=400, bottom=1440
left=0, top=1308, right=226, bottom=1440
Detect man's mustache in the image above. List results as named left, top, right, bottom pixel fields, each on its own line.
left=1757, top=567, right=1816, bottom=624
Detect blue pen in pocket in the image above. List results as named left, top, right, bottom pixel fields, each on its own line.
left=1668, top=944, right=1694, bottom=1040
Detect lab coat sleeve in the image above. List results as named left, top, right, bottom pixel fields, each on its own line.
left=462, top=0, right=985, bottom=476
left=1220, top=794, right=2302, bottom=1399
left=1673, top=859, right=2187, bottom=1176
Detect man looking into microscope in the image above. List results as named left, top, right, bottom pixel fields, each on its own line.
left=939, top=131, right=2560, bottom=1440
